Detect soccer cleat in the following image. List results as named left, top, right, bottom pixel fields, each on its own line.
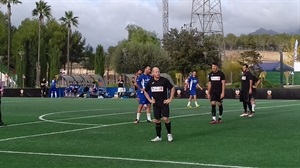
left=151, top=136, right=162, bottom=142
left=195, top=104, right=200, bottom=108
left=167, top=134, right=173, bottom=142
left=0, top=122, right=6, bottom=127
left=210, top=120, right=218, bottom=124
left=248, top=113, right=254, bottom=118
left=218, top=118, right=222, bottom=123
left=240, top=112, right=248, bottom=117
left=187, top=105, right=192, bottom=108
left=133, top=119, right=140, bottom=124
left=146, top=119, right=153, bottom=123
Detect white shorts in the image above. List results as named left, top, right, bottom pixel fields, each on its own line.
left=118, top=87, right=125, bottom=92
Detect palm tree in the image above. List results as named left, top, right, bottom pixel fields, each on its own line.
left=0, top=0, right=22, bottom=87
left=32, top=0, right=51, bottom=87
left=60, top=11, right=79, bottom=75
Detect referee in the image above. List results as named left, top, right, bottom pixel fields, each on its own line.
left=207, top=62, right=226, bottom=124
left=144, top=67, right=175, bottom=142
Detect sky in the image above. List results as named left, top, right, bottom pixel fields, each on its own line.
left=1, top=0, right=299, bottom=50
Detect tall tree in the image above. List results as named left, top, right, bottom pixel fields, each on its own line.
left=94, top=44, right=105, bottom=75
left=12, top=18, right=39, bottom=87
left=110, top=24, right=169, bottom=74
left=59, top=11, right=79, bottom=75
left=162, top=27, right=219, bottom=75
left=69, top=31, right=85, bottom=74
left=0, top=0, right=22, bottom=85
left=82, top=44, right=94, bottom=70
left=239, top=50, right=262, bottom=67
left=32, top=0, right=51, bottom=87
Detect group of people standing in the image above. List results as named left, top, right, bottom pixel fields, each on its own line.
left=134, top=63, right=260, bottom=142
left=184, top=63, right=260, bottom=124
left=131, top=66, right=175, bottom=142
left=40, top=76, right=60, bottom=98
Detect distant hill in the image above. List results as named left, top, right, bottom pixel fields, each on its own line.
left=249, top=28, right=279, bottom=35
left=288, top=29, right=300, bottom=35
left=249, top=28, right=300, bottom=35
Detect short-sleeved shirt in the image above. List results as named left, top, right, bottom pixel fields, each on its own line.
left=118, top=79, right=124, bottom=87
left=41, top=80, right=47, bottom=88
left=137, top=74, right=152, bottom=92
left=188, top=76, right=198, bottom=91
left=145, top=77, right=173, bottom=105
left=208, top=70, right=225, bottom=93
left=50, top=79, right=57, bottom=89
left=241, top=71, right=253, bottom=91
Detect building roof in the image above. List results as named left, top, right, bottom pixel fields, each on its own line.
left=256, top=61, right=294, bottom=72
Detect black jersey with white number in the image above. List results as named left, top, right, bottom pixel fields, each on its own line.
left=241, top=70, right=253, bottom=91
left=208, top=70, right=225, bottom=92
left=145, top=77, right=173, bottom=104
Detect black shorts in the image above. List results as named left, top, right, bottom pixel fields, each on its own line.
left=210, top=91, right=223, bottom=102
left=240, top=90, right=251, bottom=102
left=251, top=88, right=256, bottom=99
left=153, top=103, right=170, bottom=120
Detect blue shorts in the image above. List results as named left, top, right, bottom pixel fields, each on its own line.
left=50, top=87, right=57, bottom=92
left=136, top=91, right=140, bottom=99
left=189, top=89, right=196, bottom=96
left=139, top=93, right=150, bottom=105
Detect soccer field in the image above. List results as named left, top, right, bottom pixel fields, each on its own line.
left=0, top=98, right=299, bottom=168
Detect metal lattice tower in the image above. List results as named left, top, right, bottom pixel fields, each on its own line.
left=190, top=0, right=226, bottom=60
left=162, top=0, right=169, bottom=36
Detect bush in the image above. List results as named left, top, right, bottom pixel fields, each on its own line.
left=262, top=80, right=282, bottom=88
left=226, top=80, right=282, bottom=88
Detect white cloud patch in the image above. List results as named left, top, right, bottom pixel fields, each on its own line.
left=1, top=0, right=299, bottom=50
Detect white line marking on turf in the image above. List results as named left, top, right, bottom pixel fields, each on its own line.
left=0, top=103, right=298, bottom=142
left=4, top=100, right=291, bottom=127
left=38, top=100, right=297, bottom=126
left=0, top=150, right=255, bottom=168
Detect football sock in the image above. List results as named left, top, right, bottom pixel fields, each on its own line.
left=195, top=101, right=198, bottom=106
left=136, top=113, right=141, bottom=120
left=146, top=113, right=151, bottom=121
left=165, top=122, right=171, bottom=134
left=252, top=104, right=255, bottom=112
left=243, top=102, right=247, bottom=112
left=212, top=105, right=216, bottom=118
left=248, top=102, right=252, bottom=112
left=187, top=101, right=191, bottom=106
left=156, top=123, right=162, bottom=137
left=213, top=116, right=216, bottom=121
left=219, top=105, right=223, bottom=116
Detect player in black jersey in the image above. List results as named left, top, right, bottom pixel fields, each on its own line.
left=250, top=71, right=261, bottom=115
left=207, top=62, right=226, bottom=124
left=144, top=67, right=175, bottom=142
left=239, top=64, right=253, bottom=117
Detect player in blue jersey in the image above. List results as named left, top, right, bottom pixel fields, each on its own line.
left=134, top=66, right=152, bottom=123
left=132, top=69, right=142, bottom=100
left=50, top=76, right=58, bottom=98
left=73, top=82, right=80, bottom=97
left=185, top=71, right=203, bottom=108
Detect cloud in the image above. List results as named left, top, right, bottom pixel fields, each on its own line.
left=2, top=0, right=299, bottom=50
